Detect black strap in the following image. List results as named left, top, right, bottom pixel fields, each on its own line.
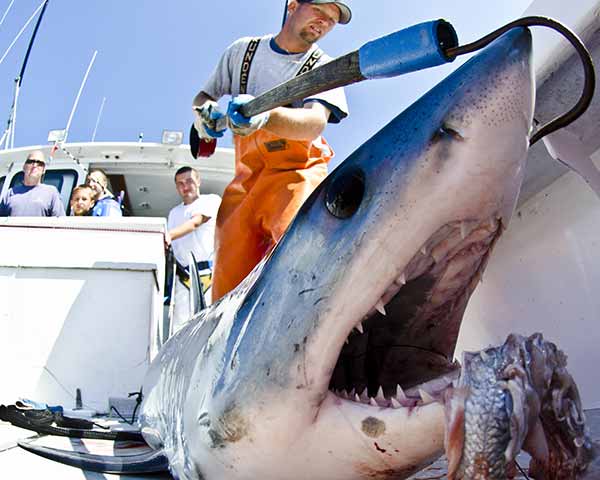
left=240, top=38, right=323, bottom=95
left=240, top=38, right=261, bottom=94
left=296, top=47, right=323, bottom=76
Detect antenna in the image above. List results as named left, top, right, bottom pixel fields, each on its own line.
left=91, top=96, right=106, bottom=142
left=0, top=0, right=15, bottom=29
left=0, top=0, right=46, bottom=68
left=62, top=50, right=98, bottom=144
left=0, top=0, right=50, bottom=150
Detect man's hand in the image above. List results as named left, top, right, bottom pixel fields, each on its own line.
left=227, top=94, right=270, bottom=137
left=193, top=101, right=226, bottom=140
left=164, top=230, right=172, bottom=251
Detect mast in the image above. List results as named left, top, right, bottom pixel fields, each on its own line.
left=91, top=97, right=106, bottom=142
left=1, top=0, right=50, bottom=149
left=63, top=50, right=98, bottom=144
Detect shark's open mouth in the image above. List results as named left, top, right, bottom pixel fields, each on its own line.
left=328, top=217, right=503, bottom=409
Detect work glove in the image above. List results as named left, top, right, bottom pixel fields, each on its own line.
left=227, top=94, right=270, bottom=137
left=193, top=101, right=226, bottom=139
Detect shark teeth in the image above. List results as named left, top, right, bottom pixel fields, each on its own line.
left=375, top=300, right=386, bottom=316
left=359, top=388, right=370, bottom=404
left=419, top=389, right=436, bottom=404
left=355, top=322, right=364, bottom=334
left=376, top=387, right=386, bottom=403
left=334, top=373, right=460, bottom=408
left=396, top=384, right=408, bottom=403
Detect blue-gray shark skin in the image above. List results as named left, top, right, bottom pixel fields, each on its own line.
left=141, top=29, right=534, bottom=480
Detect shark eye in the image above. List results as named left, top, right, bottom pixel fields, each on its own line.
left=437, top=124, right=464, bottom=141
left=325, top=167, right=365, bottom=219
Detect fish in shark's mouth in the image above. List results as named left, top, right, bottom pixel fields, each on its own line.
left=15, top=26, right=593, bottom=480
left=446, top=333, right=595, bottom=480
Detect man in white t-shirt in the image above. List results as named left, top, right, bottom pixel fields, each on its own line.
left=192, top=0, right=351, bottom=301
left=167, top=166, right=221, bottom=269
left=167, top=166, right=221, bottom=321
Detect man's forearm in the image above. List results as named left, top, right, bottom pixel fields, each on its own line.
left=169, top=215, right=209, bottom=241
left=263, top=104, right=329, bottom=141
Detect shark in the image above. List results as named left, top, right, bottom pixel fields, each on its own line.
left=19, top=27, right=538, bottom=479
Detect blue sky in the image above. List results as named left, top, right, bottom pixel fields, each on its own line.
left=0, top=0, right=531, bottom=165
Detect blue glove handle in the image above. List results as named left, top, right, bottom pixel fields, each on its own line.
left=195, top=105, right=226, bottom=138
left=227, top=96, right=253, bottom=127
left=204, top=124, right=225, bottom=138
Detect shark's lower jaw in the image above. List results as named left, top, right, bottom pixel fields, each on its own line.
left=328, top=216, right=503, bottom=410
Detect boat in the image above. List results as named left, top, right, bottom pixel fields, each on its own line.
left=1, top=0, right=599, bottom=477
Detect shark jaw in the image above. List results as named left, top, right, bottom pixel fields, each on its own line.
left=329, top=218, right=502, bottom=406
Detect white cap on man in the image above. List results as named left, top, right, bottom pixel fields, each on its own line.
left=297, top=0, right=352, bottom=25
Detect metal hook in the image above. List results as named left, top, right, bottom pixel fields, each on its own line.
left=445, top=16, right=596, bottom=146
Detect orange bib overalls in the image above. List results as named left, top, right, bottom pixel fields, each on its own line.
left=211, top=130, right=333, bottom=300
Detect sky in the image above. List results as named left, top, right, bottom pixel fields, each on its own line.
left=0, top=0, right=533, bottom=166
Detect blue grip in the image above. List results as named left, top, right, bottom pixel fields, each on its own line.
left=358, top=20, right=458, bottom=80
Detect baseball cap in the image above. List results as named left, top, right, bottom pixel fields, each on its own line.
left=298, top=0, right=352, bottom=25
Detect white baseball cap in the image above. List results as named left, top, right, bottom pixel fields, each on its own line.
left=297, top=0, right=352, bottom=25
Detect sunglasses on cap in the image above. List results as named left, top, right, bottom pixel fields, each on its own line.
left=25, top=159, right=45, bottom=167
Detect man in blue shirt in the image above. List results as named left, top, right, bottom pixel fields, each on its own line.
left=0, top=150, right=65, bottom=217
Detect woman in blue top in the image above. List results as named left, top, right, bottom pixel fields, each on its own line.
left=86, top=169, right=122, bottom=217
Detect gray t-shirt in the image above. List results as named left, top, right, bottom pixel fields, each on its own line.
left=0, top=183, right=65, bottom=217
left=202, top=34, right=349, bottom=123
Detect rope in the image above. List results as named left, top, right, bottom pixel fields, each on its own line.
left=50, top=142, right=87, bottom=172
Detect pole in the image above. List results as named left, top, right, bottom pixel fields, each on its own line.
left=0, top=0, right=15, bottom=29
left=0, top=0, right=49, bottom=149
left=2, top=77, right=19, bottom=150
left=0, top=0, right=45, bottom=67
left=63, top=49, right=98, bottom=143
left=91, top=96, right=106, bottom=142
left=18, top=0, right=50, bottom=86
left=10, top=79, right=20, bottom=148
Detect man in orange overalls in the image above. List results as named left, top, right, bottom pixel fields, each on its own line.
left=192, top=0, right=351, bottom=301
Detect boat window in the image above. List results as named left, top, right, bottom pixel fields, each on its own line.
left=10, top=169, right=79, bottom=211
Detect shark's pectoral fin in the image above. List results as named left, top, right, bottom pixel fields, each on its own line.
left=17, top=441, right=169, bottom=474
